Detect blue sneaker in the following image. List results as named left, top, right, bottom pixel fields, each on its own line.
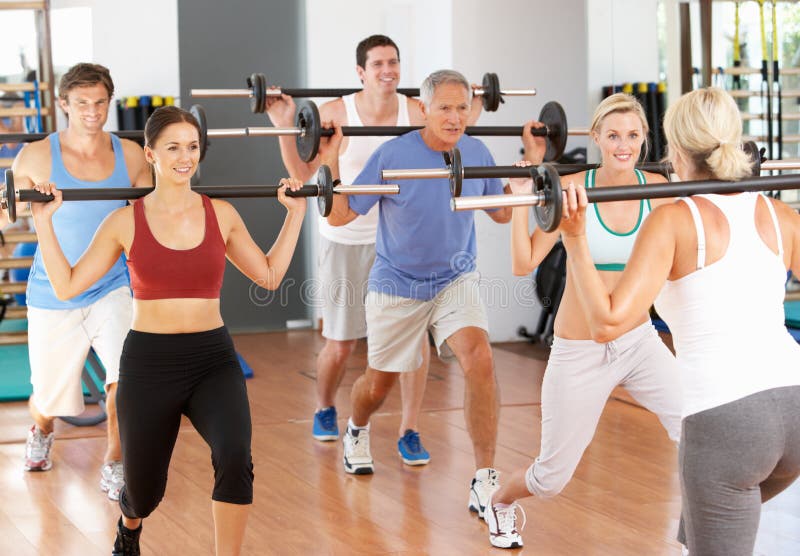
left=397, top=429, right=430, bottom=466
left=312, top=407, right=339, bottom=441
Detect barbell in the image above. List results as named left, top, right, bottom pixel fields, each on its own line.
left=1, top=166, right=399, bottom=224
left=202, top=99, right=585, bottom=163
left=191, top=72, right=536, bottom=113
left=450, top=164, right=800, bottom=233
left=381, top=142, right=785, bottom=197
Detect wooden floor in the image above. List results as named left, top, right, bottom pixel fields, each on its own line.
left=0, top=331, right=797, bottom=555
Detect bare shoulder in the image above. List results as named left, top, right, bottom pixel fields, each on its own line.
left=406, top=96, right=424, bottom=125
left=645, top=199, right=690, bottom=230
left=210, top=197, right=236, bottom=214
left=768, top=196, right=800, bottom=227
left=319, top=98, right=346, bottom=124
left=10, top=139, right=51, bottom=185
left=119, top=138, right=146, bottom=163
left=209, top=198, right=243, bottom=238
left=106, top=204, right=135, bottom=228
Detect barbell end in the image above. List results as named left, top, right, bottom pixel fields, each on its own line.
left=190, top=89, right=253, bottom=99
left=498, top=89, right=538, bottom=96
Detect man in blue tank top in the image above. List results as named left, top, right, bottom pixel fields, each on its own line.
left=2, top=63, right=151, bottom=500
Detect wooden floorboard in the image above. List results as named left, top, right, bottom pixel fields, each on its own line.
left=0, top=330, right=796, bottom=555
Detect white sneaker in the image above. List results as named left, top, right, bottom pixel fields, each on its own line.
left=343, top=426, right=374, bottom=475
left=484, top=494, right=526, bottom=549
left=24, top=426, right=54, bottom=471
left=100, top=461, right=125, bottom=501
left=681, top=545, right=690, bottom=556
left=468, top=467, right=499, bottom=517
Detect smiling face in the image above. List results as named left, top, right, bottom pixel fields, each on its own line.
left=420, top=81, right=472, bottom=151
left=593, top=111, right=646, bottom=172
left=356, top=45, right=400, bottom=93
left=144, top=122, right=201, bottom=185
left=59, top=83, right=111, bottom=132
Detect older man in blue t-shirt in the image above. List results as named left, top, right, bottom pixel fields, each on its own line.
left=323, top=68, right=540, bottom=520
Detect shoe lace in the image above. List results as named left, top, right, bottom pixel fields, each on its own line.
left=319, top=409, right=337, bottom=429
left=119, top=530, right=141, bottom=556
left=403, top=431, right=421, bottom=453
left=496, top=503, right=526, bottom=536
left=27, top=430, right=51, bottom=460
left=349, top=430, right=371, bottom=458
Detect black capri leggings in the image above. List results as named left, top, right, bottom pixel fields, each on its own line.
left=116, top=326, right=254, bottom=519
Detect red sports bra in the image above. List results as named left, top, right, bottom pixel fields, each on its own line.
left=127, top=195, right=226, bottom=300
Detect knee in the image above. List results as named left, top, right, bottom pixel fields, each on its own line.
left=326, top=340, right=356, bottom=364
left=211, top=441, right=254, bottom=504
left=119, top=483, right=163, bottom=519
left=525, top=462, right=571, bottom=499
left=366, top=372, right=396, bottom=401
left=461, top=342, right=495, bottom=382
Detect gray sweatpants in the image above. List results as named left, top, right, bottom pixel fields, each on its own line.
left=678, top=385, right=800, bottom=556
left=525, top=321, right=682, bottom=498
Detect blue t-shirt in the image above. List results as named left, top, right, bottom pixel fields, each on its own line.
left=349, top=131, right=503, bottom=301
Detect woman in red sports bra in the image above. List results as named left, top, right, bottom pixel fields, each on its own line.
left=30, top=106, right=307, bottom=556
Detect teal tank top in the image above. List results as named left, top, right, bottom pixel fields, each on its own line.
left=584, top=168, right=651, bottom=271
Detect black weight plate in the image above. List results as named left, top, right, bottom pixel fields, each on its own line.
left=189, top=104, right=209, bottom=162
left=248, top=73, right=266, bottom=114
left=532, top=163, right=562, bottom=232
left=316, top=164, right=333, bottom=217
left=539, top=101, right=568, bottom=162
left=3, top=169, right=15, bottom=224
left=481, top=72, right=501, bottom=112
left=449, top=148, right=463, bottom=197
left=295, top=100, right=321, bottom=162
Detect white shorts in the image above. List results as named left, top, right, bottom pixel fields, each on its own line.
left=319, top=237, right=376, bottom=341
left=365, top=271, right=488, bottom=373
left=27, top=286, right=133, bottom=417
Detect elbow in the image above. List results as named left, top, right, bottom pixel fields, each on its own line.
left=53, top=287, right=77, bottom=301
left=327, top=215, right=346, bottom=227
left=589, top=322, right=625, bottom=344
left=512, top=261, right=534, bottom=276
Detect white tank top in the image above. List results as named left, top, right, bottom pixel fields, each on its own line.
left=317, top=93, right=411, bottom=245
left=654, top=193, right=800, bottom=418
left=584, top=169, right=651, bottom=271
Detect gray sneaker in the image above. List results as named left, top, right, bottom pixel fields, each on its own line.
left=24, top=426, right=54, bottom=472
left=100, top=461, right=125, bottom=501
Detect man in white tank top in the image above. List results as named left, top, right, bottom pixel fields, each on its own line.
left=266, top=35, right=483, bottom=463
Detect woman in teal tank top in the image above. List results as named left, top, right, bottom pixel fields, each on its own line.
left=483, top=94, right=684, bottom=550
